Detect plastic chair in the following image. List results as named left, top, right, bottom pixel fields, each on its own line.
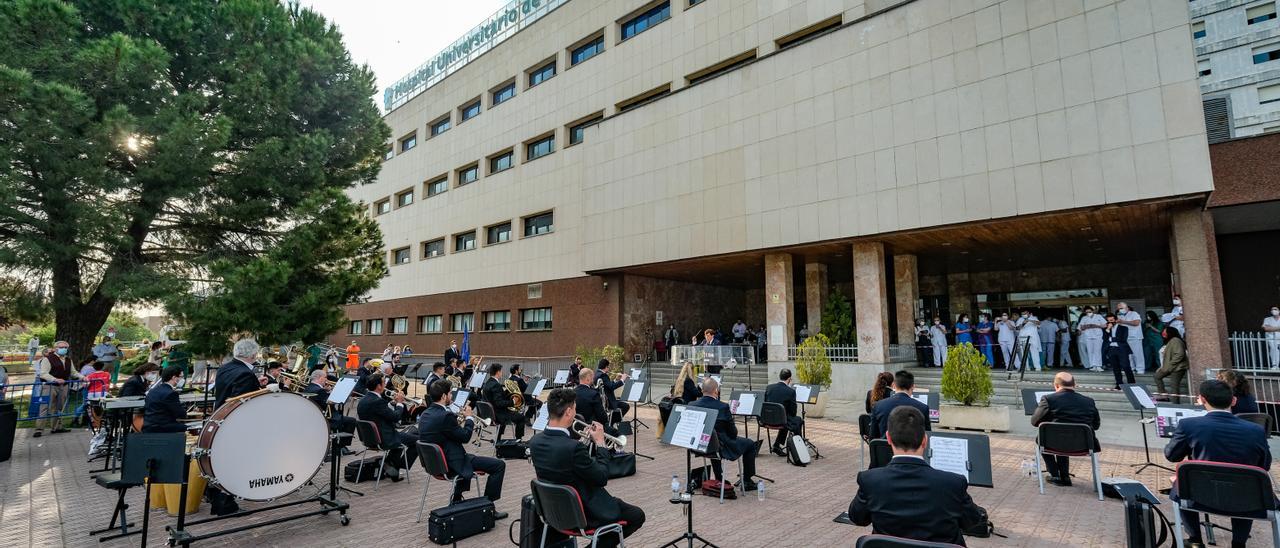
left=414, top=441, right=484, bottom=522
left=1171, top=460, right=1280, bottom=548
left=1035, top=422, right=1102, bottom=500
left=868, top=438, right=894, bottom=469
left=354, top=419, right=409, bottom=491
left=858, top=414, right=875, bottom=470
left=1236, top=413, right=1273, bottom=437
left=530, top=479, right=627, bottom=548
left=692, top=434, right=742, bottom=503
left=757, top=402, right=787, bottom=450
left=855, top=533, right=964, bottom=547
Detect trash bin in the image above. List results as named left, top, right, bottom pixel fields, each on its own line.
left=0, top=400, right=17, bottom=462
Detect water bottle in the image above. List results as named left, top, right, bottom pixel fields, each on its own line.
left=756, top=480, right=766, bottom=501
left=1020, top=459, right=1034, bottom=477
left=671, top=474, right=681, bottom=501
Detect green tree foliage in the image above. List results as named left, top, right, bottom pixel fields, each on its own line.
left=0, top=0, right=390, bottom=359
left=940, top=343, right=994, bottom=406
left=0, top=276, right=50, bottom=329
left=574, top=344, right=627, bottom=372
left=820, top=290, right=855, bottom=346
left=98, top=311, right=155, bottom=342
left=795, top=333, right=833, bottom=386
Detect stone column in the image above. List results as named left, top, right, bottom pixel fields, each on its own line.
left=765, top=253, right=796, bottom=362
left=947, top=272, right=972, bottom=322
left=805, top=263, right=828, bottom=338
left=1170, top=208, right=1230, bottom=384
left=894, top=255, right=919, bottom=346
left=853, top=242, right=890, bottom=363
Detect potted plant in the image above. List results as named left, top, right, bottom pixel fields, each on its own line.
left=938, top=343, right=1009, bottom=432
left=795, top=333, right=833, bottom=417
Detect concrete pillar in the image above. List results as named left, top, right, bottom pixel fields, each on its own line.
left=765, top=253, right=796, bottom=362
left=894, top=255, right=920, bottom=346
left=853, top=242, right=891, bottom=363
left=1170, top=208, right=1231, bottom=382
left=947, top=272, right=972, bottom=322
left=805, top=263, right=828, bottom=338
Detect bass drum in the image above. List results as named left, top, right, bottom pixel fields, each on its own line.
left=195, top=391, right=328, bottom=501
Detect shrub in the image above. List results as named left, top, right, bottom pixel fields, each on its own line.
left=574, top=344, right=627, bottom=373
left=795, top=333, right=833, bottom=387
left=820, top=291, right=855, bottom=346
left=940, top=343, right=994, bottom=406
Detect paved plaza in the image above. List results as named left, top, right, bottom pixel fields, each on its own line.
left=3, top=404, right=1278, bottom=548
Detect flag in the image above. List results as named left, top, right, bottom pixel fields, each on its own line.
left=461, top=325, right=471, bottom=364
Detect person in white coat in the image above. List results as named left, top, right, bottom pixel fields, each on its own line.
left=1264, top=306, right=1280, bottom=370
left=1015, top=310, right=1042, bottom=371
left=929, top=317, right=948, bottom=367
left=1057, top=318, right=1073, bottom=367
left=1077, top=306, right=1106, bottom=372
left=1039, top=317, right=1059, bottom=368
left=996, top=313, right=1017, bottom=368
left=1115, top=302, right=1145, bottom=374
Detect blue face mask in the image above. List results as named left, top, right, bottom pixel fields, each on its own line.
left=56, top=348, right=68, bottom=356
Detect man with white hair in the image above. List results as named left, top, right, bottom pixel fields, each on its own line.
left=215, top=338, right=263, bottom=410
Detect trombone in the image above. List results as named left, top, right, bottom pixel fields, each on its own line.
left=572, top=418, right=627, bottom=451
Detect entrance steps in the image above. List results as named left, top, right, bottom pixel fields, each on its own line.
left=909, top=366, right=1158, bottom=417
left=638, top=361, right=774, bottom=397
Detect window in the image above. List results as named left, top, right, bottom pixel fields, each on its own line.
left=430, top=116, right=451, bottom=136
left=1192, top=21, right=1206, bottom=40
left=418, top=315, right=442, bottom=333
left=567, top=113, right=604, bottom=146
left=528, top=61, right=556, bottom=87
left=422, top=238, right=445, bottom=258
left=383, top=145, right=394, bottom=161
left=621, top=2, right=670, bottom=41
left=487, top=222, right=512, bottom=245
left=460, top=99, right=481, bottom=121
left=390, top=317, right=408, bottom=334
left=570, top=33, right=604, bottom=66
left=1248, top=3, right=1277, bottom=24
left=1261, top=83, right=1280, bottom=104
left=521, top=308, right=552, bottom=330
left=392, top=247, right=411, bottom=265
left=775, top=15, right=843, bottom=50
left=483, top=310, right=511, bottom=331
left=616, top=84, right=671, bottom=112
left=527, top=283, right=543, bottom=299
left=374, top=199, right=391, bottom=215
left=526, top=134, right=554, bottom=161
left=686, top=50, right=758, bottom=85
left=1198, top=59, right=1212, bottom=77
left=368, top=319, right=384, bottom=335
left=454, top=231, right=476, bottom=252
left=491, top=82, right=516, bottom=106
left=399, top=132, right=417, bottom=152
left=489, top=150, right=514, bottom=173
left=524, top=211, right=553, bottom=237
left=1254, top=43, right=1280, bottom=64
left=396, top=189, right=414, bottom=207
left=689, top=0, right=705, bottom=5
left=457, top=164, right=479, bottom=185
left=348, top=320, right=363, bottom=335
left=426, top=176, right=448, bottom=197
left=450, top=313, right=474, bottom=333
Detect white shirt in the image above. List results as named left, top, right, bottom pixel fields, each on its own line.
left=1016, top=315, right=1040, bottom=340
left=1079, top=314, right=1106, bottom=340
left=27, top=337, right=39, bottom=350
left=732, top=323, right=746, bottom=337
left=1167, top=305, right=1185, bottom=335
left=996, top=320, right=1016, bottom=342
left=1118, top=310, right=1142, bottom=339
left=929, top=324, right=947, bottom=343
left=1058, top=319, right=1072, bottom=342
left=1038, top=321, right=1058, bottom=342
left=1264, top=316, right=1280, bottom=340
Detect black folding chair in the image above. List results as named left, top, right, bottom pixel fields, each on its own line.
left=1035, top=422, right=1101, bottom=500
left=858, top=413, right=875, bottom=470
left=855, top=533, right=963, bottom=547
left=867, top=438, right=894, bottom=469
left=757, top=402, right=787, bottom=450
left=354, top=419, right=409, bottom=491
left=1171, top=460, right=1280, bottom=548
left=692, top=434, right=742, bottom=503
left=530, top=479, right=627, bottom=548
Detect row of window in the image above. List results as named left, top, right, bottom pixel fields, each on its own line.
left=348, top=308, right=553, bottom=335
left=1192, top=2, right=1278, bottom=43
left=389, top=211, right=553, bottom=264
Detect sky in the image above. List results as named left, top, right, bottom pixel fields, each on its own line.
left=298, top=0, right=511, bottom=110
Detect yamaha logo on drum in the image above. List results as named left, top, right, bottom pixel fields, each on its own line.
left=248, top=473, right=295, bottom=490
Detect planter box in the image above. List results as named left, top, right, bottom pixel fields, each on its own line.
left=937, top=403, right=1010, bottom=432
left=806, top=391, right=830, bottom=418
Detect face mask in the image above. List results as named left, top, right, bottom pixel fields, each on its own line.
left=451, top=344, right=457, bottom=350
left=934, top=320, right=941, bottom=324
left=1273, top=309, right=1279, bottom=317
left=961, top=317, right=969, bottom=323
left=979, top=316, right=987, bottom=321
left=176, top=378, right=185, bottom=389
left=56, top=348, right=68, bottom=356
left=145, top=372, right=158, bottom=382
left=1173, top=299, right=1181, bottom=306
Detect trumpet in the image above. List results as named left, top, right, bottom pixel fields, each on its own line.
left=572, top=418, right=627, bottom=451
left=386, top=389, right=423, bottom=407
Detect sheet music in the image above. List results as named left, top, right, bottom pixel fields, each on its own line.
left=328, top=377, right=358, bottom=404
left=672, top=407, right=709, bottom=450
left=532, top=405, right=549, bottom=431
left=630, top=368, right=643, bottom=380
left=733, top=393, right=756, bottom=416
left=531, top=378, right=548, bottom=395
left=795, top=385, right=812, bottom=403
left=449, top=390, right=470, bottom=413
left=1155, top=406, right=1208, bottom=437
left=553, top=369, right=569, bottom=384
left=913, top=394, right=929, bottom=406
left=626, top=382, right=645, bottom=402
left=1035, top=391, right=1054, bottom=404
left=1128, top=385, right=1156, bottom=409
left=930, top=436, right=970, bottom=481
left=468, top=373, right=486, bottom=389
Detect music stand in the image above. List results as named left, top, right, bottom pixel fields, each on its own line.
left=1019, top=388, right=1057, bottom=416
left=912, top=392, right=941, bottom=423
left=122, top=433, right=186, bottom=548
left=659, top=405, right=721, bottom=548
left=926, top=431, right=994, bottom=488
left=621, top=380, right=654, bottom=460
left=552, top=369, right=570, bottom=386
left=1120, top=384, right=1173, bottom=474
left=523, top=376, right=548, bottom=399
left=728, top=389, right=764, bottom=437
left=1005, top=336, right=1031, bottom=381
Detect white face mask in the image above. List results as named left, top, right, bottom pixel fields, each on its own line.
left=1272, top=309, right=1279, bottom=317
left=145, top=372, right=158, bottom=382
left=175, top=378, right=185, bottom=389
left=1173, top=299, right=1181, bottom=306
left=451, top=344, right=457, bottom=350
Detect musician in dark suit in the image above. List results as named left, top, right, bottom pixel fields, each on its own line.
left=301, top=369, right=356, bottom=452
left=423, top=362, right=446, bottom=388
left=688, top=378, right=761, bottom=490
left=594, top=358, right=630, bottom=422
left=214, top=339, right=264, bottom=410
left=567, top=356, right=583, bottom=387
left=419, top=381, right=507, bottom=515
left=849, top=406, right=986, bottom=545
left=510, top=363, right=542, bottom=421
left=356, top=372, right=418, bottom=478
left=870, top=370, right=931, bottom=439
left=1104, top=314, right=1135, bottom=388
left=529, top=388, right=645, bottom=548
left=764, top=369, right=805, bottom=456
left=143, top=366, right=188, bottom=433
left=443, top=340, right=461, bottom=371
left=482, top=363, right=525, bottom=440
left=118, top=362, right=158, bottom=397
left=261, top=361, right=289, bottom=390
left=573, top=369, right=613, bottom=435
left=1166, top=380, right=1273, bottom=547
left=1029, top=372, right=1101, bottom=487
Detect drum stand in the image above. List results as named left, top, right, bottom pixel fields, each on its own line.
left=166, top=433, right=352, bottom=546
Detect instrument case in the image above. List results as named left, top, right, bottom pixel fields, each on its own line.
left=511, top=494, right=572, bottom=548
left=428, top=496, right=495, bottom=544
left=495, top=439, right=529, bottom=459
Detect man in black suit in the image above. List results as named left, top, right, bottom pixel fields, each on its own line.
left=870, top=370, right=931, bottom=439
left=1166, top=380, right=1273, bottom=548
left=1029, top=372, right=1101, bottom=487
left=419, top=381, right=508, bottom=516
left=356, top=372, right=418, bottom=479
left=529, top=388, right=645, bottom=548
left=262, top=361, right=290, bottom=390
left=849, top=406, right=986, bottom=545
left=688, top=378, right=761, bottom=490
left=143, top=366, right=189, bottom=433
left=214, top=339, right=264, bottom=410
left=481, top=363, right=525, bottom=440
left=567, top=356, right=584, bottom=387
left=574, top=368, right=613, bottom=435
left=764, top=369, right=805, bottom=456
left=423, top=362, right=446, bottom=389
left=301, top=369, right=356, bottom=452
left=593, top=358, right=630, bottom=423
left=443, top=340, right=461, bottom=370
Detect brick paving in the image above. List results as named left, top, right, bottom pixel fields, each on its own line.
left=4, top=405, right=1279, bottom=548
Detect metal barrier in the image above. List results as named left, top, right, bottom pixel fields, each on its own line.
left=786, top=345, right=858, bottom=362
left=1229, top=331, right=1279, bottom=370
left=396, top=355, right=576, bottom=380
left=0, top=380, right=93, bottom=423
left=1203, top=367, right=1279, bottom=434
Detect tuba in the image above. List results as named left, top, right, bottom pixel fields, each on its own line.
left=505, top=377, right=525, bottom=413
left=390, top=373, right=409, bottom=394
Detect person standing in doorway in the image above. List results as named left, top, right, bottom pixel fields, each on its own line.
left=1105, top=313, right=1135, bottom=388
left=1015, top=310, right=1042, bottom=371
left=1115, top=302, right=1145, bottom=375
left=915, top=320, right=933, bottom=368
left=929, top=318, right=948, bottom=367
left=1262, top=306, right=1280, bottom=370
left=954, top=314, right=973, bottom=347
left=1142, top=311, right=1164, bottom=374
left=1039, top=316, right=1059, bottom=368
left=732, top=319, right=747, bottom=344
left=1078, top=307, right=1106, bottom=372
left=996, top=313, right=1017, bottom=368
left=976, top=314, right=995, bottom=366
left=1164, top=295, right=1186, bottom=337
left=1057, top=317, right=1073, bottom=368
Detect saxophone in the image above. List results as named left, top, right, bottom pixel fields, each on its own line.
left=504, top=377, right=525, bottom=413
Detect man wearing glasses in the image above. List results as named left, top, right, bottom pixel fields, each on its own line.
left=34, top=340, right=84, bottom=437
